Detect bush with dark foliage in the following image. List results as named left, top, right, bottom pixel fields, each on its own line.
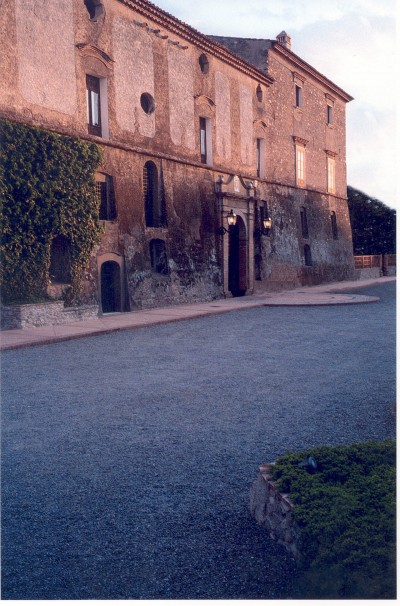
left=273, top=440, right=396, bottom=599
left=347, top=186, right=396, bottom=255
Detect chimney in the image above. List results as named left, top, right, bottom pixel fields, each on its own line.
left=276, top=31, right=292, bottom=50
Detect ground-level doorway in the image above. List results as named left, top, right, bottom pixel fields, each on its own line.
left=228, top=215, right=247, bottom=296
left=101, top=261, right=121, bottom=313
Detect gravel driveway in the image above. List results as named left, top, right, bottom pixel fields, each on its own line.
left=1, top=282, right=395, bottom=599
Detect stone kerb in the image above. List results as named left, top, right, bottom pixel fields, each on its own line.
left=250, top=463, right=300, bottom=559
left=1, top=301, right=99, bottom=329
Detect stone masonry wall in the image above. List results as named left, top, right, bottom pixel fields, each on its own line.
left=1, top=302, right=98, bottom=330
left=0, top=0, right=356, bottom=314
left=250, top=463, right=300, bottom=559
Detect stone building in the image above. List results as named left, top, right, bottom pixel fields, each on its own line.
left=0, top=0, right=355, bottom=314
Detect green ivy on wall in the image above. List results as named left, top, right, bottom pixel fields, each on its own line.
left=0, top=119, right=103, bottom=305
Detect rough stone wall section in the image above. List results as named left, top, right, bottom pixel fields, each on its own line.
left=1, top=302, right=98, bottom=330
left=355, top=267, right=382, bottom=280
left=113, top=17, right=155, bottom=137
left=215, top=71, right=232, bottom=160
left=168, top=43, right=195, bottom=150
left=14, top=0, right=77, bottom=115
left=250, top=463, right=300, bottom=559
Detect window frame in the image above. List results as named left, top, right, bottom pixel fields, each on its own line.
left=295, top=84, right=303, bottom=109
left=327, top=155, right=335, bottom=194
left=96, top=173, right=117, bottom=221
left=199, top=117, right=212, bottom=165
left=256, top=138, right=265, bottom=179
left=200, top=117, right=207, bottom=164
left=143, top=161, right=167, bottom=228
left=87, top=75, right=101, bottom=136
left=296, top=146, right=305, bottom=187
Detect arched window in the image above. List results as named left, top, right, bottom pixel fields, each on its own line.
left=304, top=244, right=313, bottom=267
left=49, top=235, right=71, bottom=284
left=150, top=239, right=169, bottom=275
left=143, top=161, right=167, bottom=227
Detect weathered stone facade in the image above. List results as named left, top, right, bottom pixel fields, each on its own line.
left=0, top=1, right=355, bottom=314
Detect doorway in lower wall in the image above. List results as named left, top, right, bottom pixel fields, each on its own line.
left=228, top=215, right=247, bottom=296
left=100, top=260, right=121, bottom=313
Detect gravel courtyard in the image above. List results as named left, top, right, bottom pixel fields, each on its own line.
left=1, top=281, right=396, bottom=600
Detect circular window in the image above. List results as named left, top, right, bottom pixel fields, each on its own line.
left=199, top=54, right=209, bottom=74
left=140, top=93, right=155, bottom=114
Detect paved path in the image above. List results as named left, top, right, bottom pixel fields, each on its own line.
left=1, top=280, right=396, bottom=600
left=0, top=277, right=393, bottom=351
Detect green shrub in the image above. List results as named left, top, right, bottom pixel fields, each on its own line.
left=0, top=119, right=103, bottom=305
left=273, top=440, right=396, bottom=599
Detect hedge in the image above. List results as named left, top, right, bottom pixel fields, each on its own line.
left=273, top=440, right=396, bottom=599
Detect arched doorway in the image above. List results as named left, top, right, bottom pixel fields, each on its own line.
left=228, top=215, right=247, bottom=296
left=101, top=261, right=121, bottom=313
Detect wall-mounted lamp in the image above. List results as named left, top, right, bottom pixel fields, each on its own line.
left=255, top=214, right=272, bottom=237
left=218, top=209, right=237, bottom=235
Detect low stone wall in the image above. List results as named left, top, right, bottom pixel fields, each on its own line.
left=250, top=463, right=300, bottom=559
left=1, top=301, right=99, bottom=329
left=354, top=267, right=382, bottom=280
left=384, top=266, right=396, bottom=277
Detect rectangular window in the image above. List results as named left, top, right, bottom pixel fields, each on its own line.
left=327, top=104, right=333, bottom=124
left=327, top=157, right=335, bottom=194
left=296, top=146, right=305, bottom=187
left=256, top=138, right=265, bottom=179
left=200, top=117, right=207, bottom=163
left=199, top=117, right=213, bottom=165
left=87, top=75, right=102, bottom=136
left=96, top=173, right=117, bottom=221
left=295, top=84, right=303, bottom=108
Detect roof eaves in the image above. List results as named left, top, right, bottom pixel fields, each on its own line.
left=270, top=41, right=353, bottom=102
left=116, top=0, right=274, bottom=85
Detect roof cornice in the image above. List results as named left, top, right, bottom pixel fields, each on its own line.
left=271, top=42, right=353, bottom=102
left=116, top=0, right=274, bottom=86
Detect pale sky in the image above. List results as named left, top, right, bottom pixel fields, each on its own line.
left=153, top=0, right=398, bottom=209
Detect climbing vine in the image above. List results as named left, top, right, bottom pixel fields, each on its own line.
left=0, top=119, right=103, bottom=305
